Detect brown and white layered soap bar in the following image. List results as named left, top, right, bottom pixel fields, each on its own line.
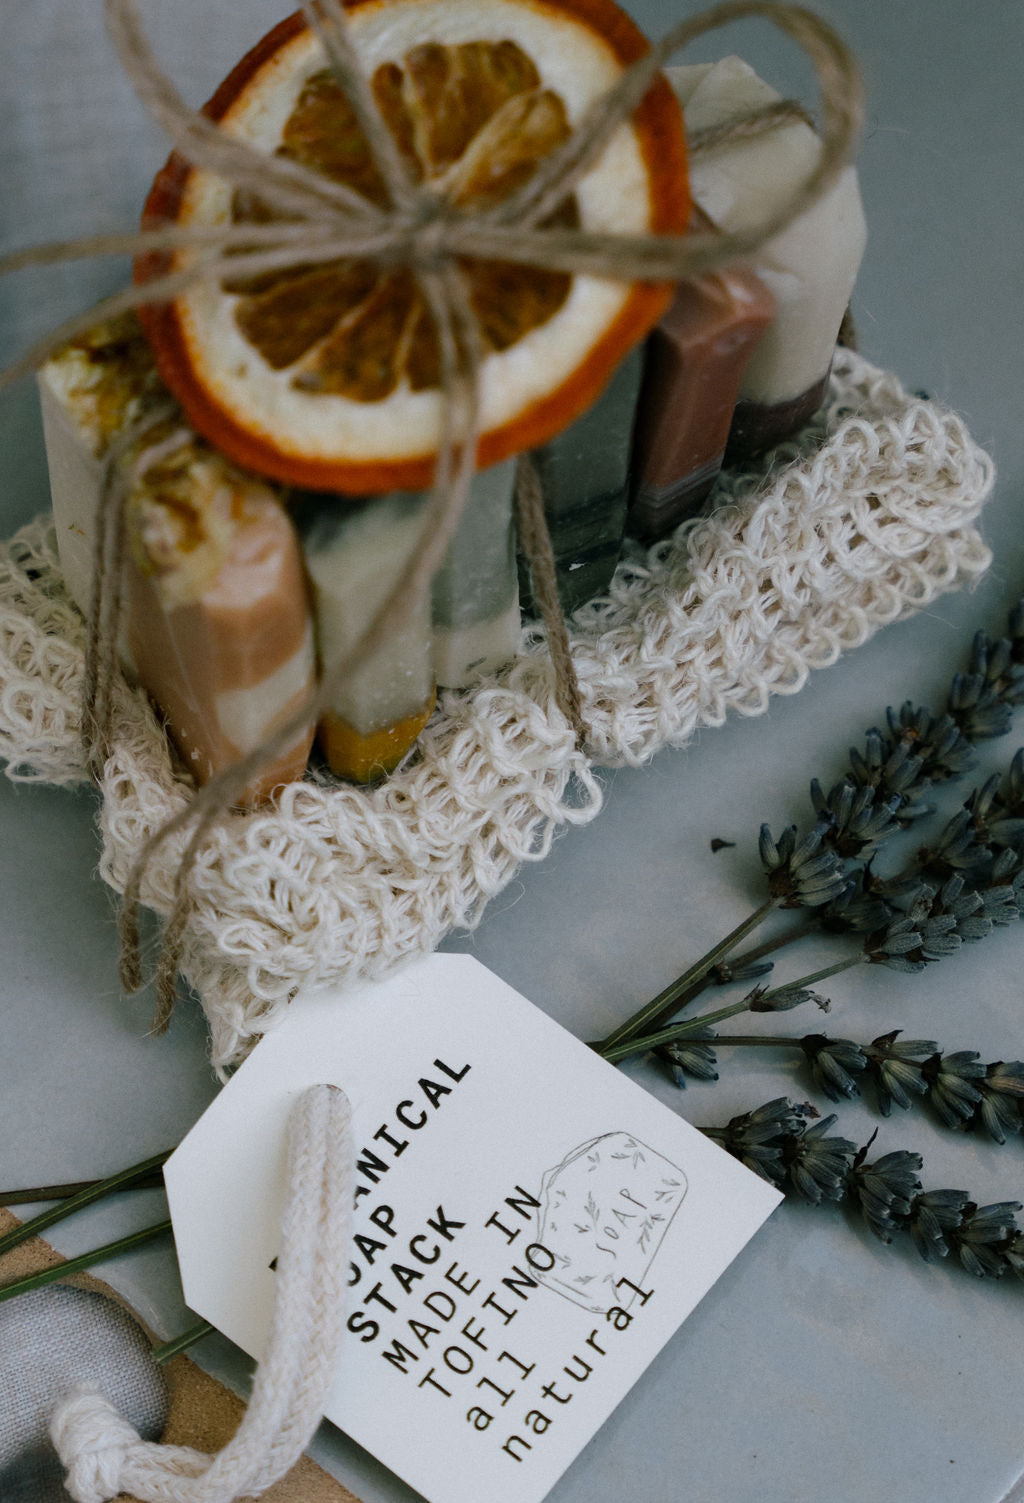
left=630, top=242, right=776, bottom=540
left=669, top=56, right=867, bottom=458
left=39, top=318, right=317, bottom=805
left=123, top=443, right=316, bottom=804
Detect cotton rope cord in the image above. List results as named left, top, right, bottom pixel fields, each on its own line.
left=0, top=351, right=994, bottom=1070
left=50, top=1082, right=354, bottom=1503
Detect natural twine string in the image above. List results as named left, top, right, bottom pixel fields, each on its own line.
left=83, top=410, right=185, bottom=778
left=514, top=453, right=588, bottom=746
left=0, top=0, right=863, bottom=1025
left=118, top=257, right=483, bottom=1020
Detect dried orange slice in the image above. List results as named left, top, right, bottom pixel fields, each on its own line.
left=137, top=0, right=689, bottom=493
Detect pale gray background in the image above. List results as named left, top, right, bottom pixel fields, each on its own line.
left=2, top=3, right=1023, bottom=1501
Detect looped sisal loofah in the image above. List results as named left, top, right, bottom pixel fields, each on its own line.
left=0, top=350, right=994, bottom=1071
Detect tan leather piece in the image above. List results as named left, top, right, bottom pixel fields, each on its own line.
left=0, top=1206, right=363, bottom=1503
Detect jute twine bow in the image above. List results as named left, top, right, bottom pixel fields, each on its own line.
left=0, top=0, right=863, bottom=1029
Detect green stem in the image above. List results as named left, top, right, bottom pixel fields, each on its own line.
left=0, top=1220, right=173, bottom=1304
left=0, top=1172, right=165, bottom=1207
left=772, top=954, right=867, bottom=990
left=722, top=916, right=821, bottom=972
left=713, top=1035, right=803, bottom=1048
left=599, top=955, right=865, bottom=1066
left=601, top=1000, right=759, bottom=1063
left=0, top=1150, right=172, bottom=1260
left=597, top=895, right=782, bottom=1053
left=655, top=916, right=827, bottom=1025
left=152, top=1319, right=215, bottom=1365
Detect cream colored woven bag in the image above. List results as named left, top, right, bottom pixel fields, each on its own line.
left=0, top=349, right=994, bottom=1070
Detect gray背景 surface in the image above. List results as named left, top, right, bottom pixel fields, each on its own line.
left=1, top=3, right=1023, bottom=1502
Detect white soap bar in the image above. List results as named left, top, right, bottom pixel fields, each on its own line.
left=670, top=55, right=867, bottom=405
left=431, top=459, right=519, bottom=688
left=37, top=374, right=103, bottom=618
left=295, top=490, right=435, bottom=781
left=433, top=596, right=522, bottom=690
left=38, top=323, right=162, bottom=618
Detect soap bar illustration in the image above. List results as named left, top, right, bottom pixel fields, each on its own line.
left=534, top=1132, right=687, bottom=1313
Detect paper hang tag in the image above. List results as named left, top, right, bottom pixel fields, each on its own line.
left=165, top=955, right=781, bottom=1503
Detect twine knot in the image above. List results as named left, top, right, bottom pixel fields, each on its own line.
left=51, top=1386, right=142, bottom=1503
left=411, top=212, right=455, bottom=268
left=389, top=196, right=457, bottom=269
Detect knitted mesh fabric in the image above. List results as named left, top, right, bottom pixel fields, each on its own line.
left=0, top=351, right=994, bottom=1070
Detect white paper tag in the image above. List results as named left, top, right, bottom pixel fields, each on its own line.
left=165, top=955, right=781, bottom=1503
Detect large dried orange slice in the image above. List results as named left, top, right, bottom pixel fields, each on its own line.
left=137, top=0, right=689, bottom=493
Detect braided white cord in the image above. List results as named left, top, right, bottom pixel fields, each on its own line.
left=50, top=1083, right=354, bottom=1503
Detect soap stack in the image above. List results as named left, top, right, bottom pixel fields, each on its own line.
left=39, top=55, right=865, bottom=805
left=40, top=323, right=523, bottom=798
left=527, top=56, right=866, bottom=612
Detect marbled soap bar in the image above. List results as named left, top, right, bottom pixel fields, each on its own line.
left=431, top=460, right=519, bottom=688
left=40, top=318, right=317, bottom=805
left=125, top=446, right=316, bottom=805
left=630, top=261, right=775, bottom=540
left=292, top=490, right=435, bottom=782
left=669, top=56, right=867, bottom=457
left=522, top=345, right=644, bottom=616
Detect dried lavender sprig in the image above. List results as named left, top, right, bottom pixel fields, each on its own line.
left=777, top=600, right=1024, bottom=922
left=916, top=808, right=997, bottom=880
left=601, top=606, right=1024, bottom=1055
left=881, top=599, right=1024, bottom=785
left=0, top=1221, right=174, bottom=1304
left=617, top=823, right=1017, bottom=1053
left=810, top=779, right=905, bottom=860
left=598, top=965, right=842, bottom=1065
left=734, top=763, right=1024, bottom=973
left=948, top=630, right=1024, bottom=742
left=758, top=824, right=848, bottom=909
left=965, top=762, right=1024, bottom=847
left=595, top=895, right=783, bottom=1054
left=814, top=599, right=1024, bottom=870
left=0, top=1149, right=172, bottom=1259
left=631, top=769, right=1024, bottom=1051
left=701, top=1098, right=1024, bottom=1278
left=674, top=1029, right=1024, bottom=1145
left=853, top=712, right=973, bottom=807
left=0, top=1171, right=165, bottom=1206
